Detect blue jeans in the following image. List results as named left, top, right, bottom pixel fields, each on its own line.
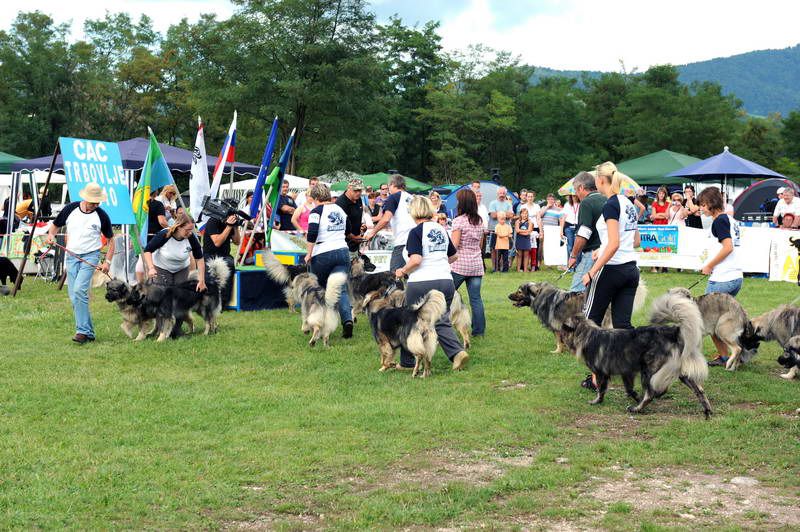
left=564, top=224, right=576, bottom=261
left=66, top=250, right=100, bottom=338
left=309, top=247, right=352, bottom=324
left=451, top=272, right=486, bottom=336
left=705, top=278, right=742, bottom=297
left=570, top=250, right=595, bottom=293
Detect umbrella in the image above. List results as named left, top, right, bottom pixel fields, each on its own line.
left=666, top=146, right=785, bottom=195
left=616, top=149, right=701, bottom=185
left=558, top=171, right=640, bottom=196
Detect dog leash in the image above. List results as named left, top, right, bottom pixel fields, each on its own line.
left=685, top=277, right=704, bottom=291
left=46, top=242, right=113, bottom=280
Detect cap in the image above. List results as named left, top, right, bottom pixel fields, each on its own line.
left=348, top=178, right=364, bottom=191
left=777, top=187, right=786, bottom=195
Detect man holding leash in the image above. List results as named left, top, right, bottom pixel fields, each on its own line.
left=364, top=174, right=416, bottom=271
left=46, top=182, right=115, bottom=344
left=567, top=171, right=603, bottom=293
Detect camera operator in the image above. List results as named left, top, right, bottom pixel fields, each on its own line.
left=202, top=208, right=241, bottom=308
left=335, top=178, right=367, bottom=253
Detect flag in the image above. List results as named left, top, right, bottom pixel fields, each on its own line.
left=189, top=117, right=210, bottom=220
left=265, top=128, right=296, bottom=246
left=249, top=116, right=279, bottom=218
left=130, top=128, right=176, bottom=253
left=209, top=110, right=237, bottom=200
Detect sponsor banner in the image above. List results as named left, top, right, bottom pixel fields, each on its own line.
left=769, top=229, right=800, bottom=282
left=59, top=137, right=134, bottom=224
left=362, top=250, right=392, bottom=273
left=542, top=225, right=568, bottom=266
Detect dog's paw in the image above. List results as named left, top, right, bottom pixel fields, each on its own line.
left=780, top=372, right=795, bottom=379
left=626, top=405, right=639, bottom=414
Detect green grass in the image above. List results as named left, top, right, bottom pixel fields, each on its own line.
left=1, top=269, right=798, bottom=529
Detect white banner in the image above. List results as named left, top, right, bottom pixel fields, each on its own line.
left=542, top=225, right=568, bottom=266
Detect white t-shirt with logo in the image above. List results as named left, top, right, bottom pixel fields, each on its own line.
left=708, top=214, right=742, bottom=282
left=306, top=203, right=349, bottom=257
left=597, top=194, right=638, bottom=266
left=382, top=190, right=416, bottom=246
left=403, top=221, right=457, bottom=282
left=52, top=202, right=114, bottom=255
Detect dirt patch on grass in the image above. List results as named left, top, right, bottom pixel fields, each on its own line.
left=378, top=448, right=537, bottom=489
left=225, top=510, right=323, bottom=530
left=569, top=412, right=659, bottom=440
left=588, top=468, right=799, bottom=529
left=494, top=380, right=528, bottom=391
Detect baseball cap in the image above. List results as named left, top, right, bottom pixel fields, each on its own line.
left=777, top=186, right=786, bottom=194
left=348, top=178, right=364, bottom=190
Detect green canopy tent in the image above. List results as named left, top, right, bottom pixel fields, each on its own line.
left=330, top=172, right=432, bottom=193
left=616, top=149, right=701, bottom=185
left=0, top=151, right=23, bottom=174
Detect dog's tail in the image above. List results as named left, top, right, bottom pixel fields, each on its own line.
left=632, top=278, right=648, bottom=314
left=263, top=250, right=291, bottom=285
left=206, top=257, right=232, bottom=289
left=324, top=272, right=348, bottom=309
left=649, top=292, right=707, bottom=389
left=413, top=290, right=447, bottom=326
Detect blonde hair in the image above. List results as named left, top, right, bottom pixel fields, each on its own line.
left=595, top=161, right=628, bottom=195
left=309, top=183, right=331, bottom=203
left=409, top=195, right=435, bottom=220
left=166, top=212, right=194, bottom=239
left=161, top=185, right=178, bottom=198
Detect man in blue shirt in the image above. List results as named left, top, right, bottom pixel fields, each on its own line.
left=488, top=186, right=514, bottom=272
left=275, top=179, right=296, bottom=230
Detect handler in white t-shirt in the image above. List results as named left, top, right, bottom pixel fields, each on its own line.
left=395, top=195, right=469, bottom=371
left=772, top=187, right=800, bottom=227
left=46, top=182, right=115, bottom=344
left=364, top=174, right=416, bottom=271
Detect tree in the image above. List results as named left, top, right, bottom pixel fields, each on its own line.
left=0, top=12, right=76, bottom=156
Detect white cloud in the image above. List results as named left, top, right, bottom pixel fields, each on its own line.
left=2, top=0, right=234, bottom=40
left=438, top=0, right=800, bottom=71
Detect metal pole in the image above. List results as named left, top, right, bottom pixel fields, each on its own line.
left=12, top=142, right=60, bottom=296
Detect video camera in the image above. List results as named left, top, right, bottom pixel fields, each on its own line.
left=201, top=196, right=252, bottom=224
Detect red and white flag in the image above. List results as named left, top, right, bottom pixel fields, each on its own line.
left=209, top=110, right=237, bottom=200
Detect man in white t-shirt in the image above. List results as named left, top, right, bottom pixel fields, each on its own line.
left=293, top=176, right=319, bottom=208
left=365, top=174, right=416, bottom=271
left=773, top=187, right=800, bottom=227
left=46, top=183, right=115, bottom=344
left=476, top=191, right=489, bottom=229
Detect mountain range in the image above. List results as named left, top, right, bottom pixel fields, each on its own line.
left=529, top=44, right=800, bottom=117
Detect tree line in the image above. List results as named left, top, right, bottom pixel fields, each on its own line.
left=2, top=0, right=800, bottom=194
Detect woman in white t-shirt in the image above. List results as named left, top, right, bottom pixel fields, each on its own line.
left=697, top=187, right=742, bottom=297
left=583, top=162, right=640, bottom=330
left=560, top=194, right=580, bottom=261
left=667, top=191, right=688, bottom=226
left=396, top=196, right=469, bottom=371
left=143, top=212, right=205, bottom=289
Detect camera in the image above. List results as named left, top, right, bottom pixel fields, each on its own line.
left=201, top=196, right=252, bottom=224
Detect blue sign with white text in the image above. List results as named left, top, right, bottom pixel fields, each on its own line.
left=59, top=137, right=134, bottom=224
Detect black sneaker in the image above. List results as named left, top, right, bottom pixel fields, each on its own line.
left=342, top=321, right=353, bottom=339
left=708, top=356, right=728, bottom=367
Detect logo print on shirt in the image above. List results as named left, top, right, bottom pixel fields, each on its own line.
left=327, top=211, right=345, bottom=231
left=624, top=204, right=638, bottom=230
left=426, top=228, right=447, bottom=252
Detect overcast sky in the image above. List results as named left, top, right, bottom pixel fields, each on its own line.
left=3, top=0, right=799, bottom=72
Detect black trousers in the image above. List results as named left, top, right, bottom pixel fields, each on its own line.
left=583, top=261, right=639, bottom=329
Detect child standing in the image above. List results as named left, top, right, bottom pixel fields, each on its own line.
left=514, top=208, right=532, bottom=272
left=494, top=211, right=512, bottom=272
left=697, top=186, right=743, bottom=367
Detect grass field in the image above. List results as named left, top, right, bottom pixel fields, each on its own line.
left=1, top=269, right=798, bottom=530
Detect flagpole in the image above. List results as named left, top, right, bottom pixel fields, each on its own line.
left=12, top=141, right=61, bottom=296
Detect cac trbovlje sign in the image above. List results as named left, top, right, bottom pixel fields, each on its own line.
left=59, top=137, right=135, bottom=224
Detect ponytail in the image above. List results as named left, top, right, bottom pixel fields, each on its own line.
left=596, top=161, right=628, bottom=195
